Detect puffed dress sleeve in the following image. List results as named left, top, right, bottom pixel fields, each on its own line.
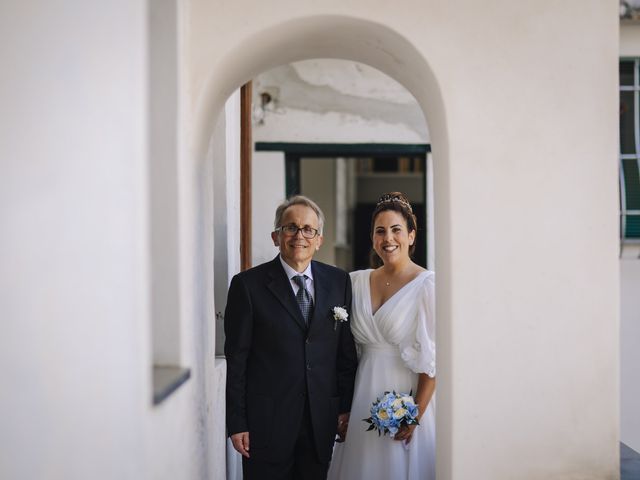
left=399, top=271, right=436, bottom=377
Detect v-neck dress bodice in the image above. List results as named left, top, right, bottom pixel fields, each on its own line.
left=328, top=269, right=436, bottom=480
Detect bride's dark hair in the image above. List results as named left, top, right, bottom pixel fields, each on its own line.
left=369, top=192, right=418, bottom=268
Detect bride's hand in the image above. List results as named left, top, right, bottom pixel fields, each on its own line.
left=393, top=424, right=417, bottom=444
left=336, top=413, right=350, bottom=442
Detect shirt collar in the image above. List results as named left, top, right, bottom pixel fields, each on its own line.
left=279, top=256, right=314, bottom=281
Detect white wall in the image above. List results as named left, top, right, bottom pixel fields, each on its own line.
left=0, top=2, right=235, bottom=479
left=253, top=59, right=429, bottom=143
left=251, top=151, right=286, bottom=266
left=621, top=23, right=640, bottom=57
left=224, top=95, right=242, bottom=281
left=300, top=158, right=337, bottom=266
left=190, top=2, right=620, bottom=479
left=621, top=251, right=640, bottom=451
left=0, top=2, right=149, bottom=478
left=149, top=0, right=181, bottom=367
left=212, top=91, right=244, bottom=480
left=213, top=91, right=241, bottom=356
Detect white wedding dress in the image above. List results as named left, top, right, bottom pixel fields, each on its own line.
left=327, top=269, right=436, bottom=480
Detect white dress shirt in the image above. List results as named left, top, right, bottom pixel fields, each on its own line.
left=279, top=256, right=315, bottom=302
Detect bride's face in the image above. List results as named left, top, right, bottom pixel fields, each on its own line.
left=372, top=210, right=415, bottom=265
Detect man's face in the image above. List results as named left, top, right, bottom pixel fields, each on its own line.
left=271, top=204, right=323, bottom=271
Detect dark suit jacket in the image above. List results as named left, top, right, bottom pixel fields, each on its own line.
left=224, top=256, right=358, bottom=463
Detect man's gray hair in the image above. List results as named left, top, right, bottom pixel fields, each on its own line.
left=273, top=195, right=325, bottom=234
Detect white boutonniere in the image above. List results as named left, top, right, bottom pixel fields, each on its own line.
left=332, top=306, right=349, bottom=330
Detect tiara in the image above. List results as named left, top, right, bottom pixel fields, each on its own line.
left=376, top=193, right=413, bottom=213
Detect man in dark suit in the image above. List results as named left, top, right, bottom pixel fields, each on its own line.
left=225, top=195, right=358, bottom=480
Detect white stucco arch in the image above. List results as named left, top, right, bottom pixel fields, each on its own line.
left=194, top=15, right=450, bottom=472
left=194, top=14, right=448, bottom=155
left=193, top=14, right=454, bottom=475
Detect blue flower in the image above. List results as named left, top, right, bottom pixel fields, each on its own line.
left=363, top=391, right=421, bottom=437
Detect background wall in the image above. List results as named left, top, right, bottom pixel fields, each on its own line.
left=300, top=158, right=337, bottom=265
left=621, top=252, right=640, bottom=450
left=189, top=2, right=620, bottom=479
left=252, top=59, right=429, bottom=143
left=251, top=151, right=286, bottom=266
left=0, top=1, right=622, bottom=480
left=213, top=92, right=242, bottom=356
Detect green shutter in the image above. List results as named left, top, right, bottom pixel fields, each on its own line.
left=622, top=159, right=640, bottom=239
left=619, top=59, right=640, bottom=241
left=622, top=160, right=640, bottom=210
left=627, top=215, right=640, bottom=239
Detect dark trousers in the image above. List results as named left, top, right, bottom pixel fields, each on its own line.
left=242, top=401, right=329, bottom=480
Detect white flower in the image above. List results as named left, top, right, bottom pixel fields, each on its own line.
left=393, top=407, right=408, bottom=419
left=401, top=395, right=414, bottom=405
left=332, top=306, right=348, bottom=330
left=332, top=306, right=348, bottom=321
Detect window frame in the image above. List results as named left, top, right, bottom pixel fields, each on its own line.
left=619, top=58, right=640, bottom=243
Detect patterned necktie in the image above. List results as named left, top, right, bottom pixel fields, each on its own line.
left=293, top=275, right=313, bottom=323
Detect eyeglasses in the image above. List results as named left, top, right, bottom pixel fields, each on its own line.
left=276, top=224, right=320, bottom=239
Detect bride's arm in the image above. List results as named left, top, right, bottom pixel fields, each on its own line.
left=394, top=373, right=435, bottom=442
left=415, top=373, right=436, bottom=420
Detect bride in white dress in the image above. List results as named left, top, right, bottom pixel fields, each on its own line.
left=328, top=192, right=436, bottom=480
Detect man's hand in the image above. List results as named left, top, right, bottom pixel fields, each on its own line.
left=231, top=431, right=250, bottom=458
left=336, top=413, right=350, bottom=442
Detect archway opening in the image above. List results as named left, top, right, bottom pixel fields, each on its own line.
left=250, top=59, right=434, bottom=273
left=199, top=15, right=451, bottom=479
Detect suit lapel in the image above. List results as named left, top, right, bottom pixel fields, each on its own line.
left=266, top=257, right=307, bottom=332
left=308, top=261, right=330, bottom=332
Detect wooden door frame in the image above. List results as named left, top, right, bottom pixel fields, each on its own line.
left=240, top=82, right=252, bottom=271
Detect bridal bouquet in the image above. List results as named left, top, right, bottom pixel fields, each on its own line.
left=363, top=391, right=419, bottom=437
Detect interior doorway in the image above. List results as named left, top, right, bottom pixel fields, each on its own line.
left=256, top=142, right=430, bottom=271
